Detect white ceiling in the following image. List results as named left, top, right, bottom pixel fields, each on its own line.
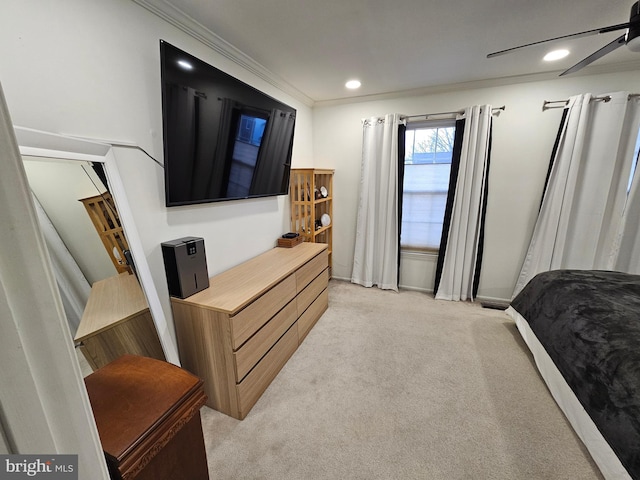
left=140, top=0, right=640, bottom=104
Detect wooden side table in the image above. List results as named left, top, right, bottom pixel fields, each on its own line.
left=84, top=355, right=209, bottom=480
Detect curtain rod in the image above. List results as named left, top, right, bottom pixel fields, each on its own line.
left=542, top=93, right=640, bottom=111
left=404, top=105, right=505, bottom=122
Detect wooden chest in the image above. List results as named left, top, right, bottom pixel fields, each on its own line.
left=84, top=355, right=208, bottom=480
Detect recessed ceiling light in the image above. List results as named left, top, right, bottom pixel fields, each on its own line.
left=543, top=49, right=570, bottom=62
left=345, top=79, right=361, bottom=89
left=177, top=59, right=193, bottom=70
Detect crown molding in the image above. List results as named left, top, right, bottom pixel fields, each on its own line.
left=314, top=60, right=640, bottom=108
left=132, top=0, right=315, bottom=107
left=133, top=0, right=640, bottom=109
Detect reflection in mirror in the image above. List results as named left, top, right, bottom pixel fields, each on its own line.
left=22, top=157, right=116, bottom=329
left=14, top=125, right=180, bottom=369
left=22, top=155, right=166, bottom=374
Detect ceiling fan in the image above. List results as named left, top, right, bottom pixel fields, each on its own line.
left=487, top=1, right=640, bottom=76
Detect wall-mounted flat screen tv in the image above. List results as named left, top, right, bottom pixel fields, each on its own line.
left=160, top=40, right=296, bottom=206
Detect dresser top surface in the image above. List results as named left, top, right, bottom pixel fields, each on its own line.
left=75, top=273, right=149, bottom=341
left=172, top=243, right=327, bottom=314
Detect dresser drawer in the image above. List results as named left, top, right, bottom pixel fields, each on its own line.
left=236, top=324, right=299, bottom=418
left=298, top=288, right=328, bottom=342
left=295, top=250, right=328, bottom=293
left=233, top=300, right=297, bottom=382
left=230, top=274, right=296, bottom=350
left=297, top=268, right=328, bottom=317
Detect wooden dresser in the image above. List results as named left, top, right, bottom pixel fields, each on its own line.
left=85, top=355, right=208, bottom=480
left=75, top=273, right=165, bottom=370
left=171, top=243, right=329, bottom=419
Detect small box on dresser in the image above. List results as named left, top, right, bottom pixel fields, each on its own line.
left=170, top=243, right=329, bottom=420
left=276, top=235, right=303, bottom=248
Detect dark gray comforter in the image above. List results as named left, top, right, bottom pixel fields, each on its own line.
left=510, top=269, right=640, bottom=479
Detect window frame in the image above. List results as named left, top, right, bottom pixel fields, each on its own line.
left=400, top=118, right=457, bottom=253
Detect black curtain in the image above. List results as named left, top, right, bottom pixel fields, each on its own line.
left=539, top=108, right=569, bottom=210
left=397, top=123, right=406, bottom=284
left=471, top=122, right=492, bottom=297
left=250, top=109, right=296, bottom=195
left=165, top=84, right=199, bottom=203
left=433, top=118, right=465, bottom=296
left=205, top=97, right=235, bottom=197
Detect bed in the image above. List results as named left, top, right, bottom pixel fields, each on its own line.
left=506, top=269, right=640, bottom=480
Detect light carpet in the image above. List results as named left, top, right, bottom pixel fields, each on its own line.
left=200, top=280, right=603, bottom=479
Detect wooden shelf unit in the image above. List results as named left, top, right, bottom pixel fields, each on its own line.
left=170, top=243, right=329, bottom=420
left=290, top=169, right=334, bottom=272
left=80, top=192, right=131, bottom=275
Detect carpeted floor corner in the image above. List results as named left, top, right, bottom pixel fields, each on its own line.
left=200, top=280, right=603, bottom=480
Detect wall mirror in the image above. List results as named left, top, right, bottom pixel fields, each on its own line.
left=14, top=126, right=179, bottom=369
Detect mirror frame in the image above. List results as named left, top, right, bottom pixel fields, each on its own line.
left=14, top=126, right=180, bottom=365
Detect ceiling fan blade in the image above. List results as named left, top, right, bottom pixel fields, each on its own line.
left=487, top=22, right=629, bottom=58
left=559, top=34, right=627, bottom=76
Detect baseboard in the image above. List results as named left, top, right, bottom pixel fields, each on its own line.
left=398, top=284, right=433, bottom=294
left=330, top=277, right=510, bottom=305
left=475, top=295, right=511, bottom=304
left=331, top=276, right=434, bottom=294
left=329, top=275, right=351, bottom=283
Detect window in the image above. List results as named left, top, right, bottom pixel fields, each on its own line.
left=227, top=114, right=267, bottom=197
left=627, top=125, right=640, bottom=193
left=401, top=120, right=456, bottom=251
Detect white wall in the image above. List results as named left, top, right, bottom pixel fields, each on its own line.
left=0, top=0, right=314, bottom=341
left=313, top=70, right=640, bottom=301
left=3, top=1, right=640, bottom=311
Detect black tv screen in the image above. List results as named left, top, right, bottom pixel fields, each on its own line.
left=160, top=40, right=296, bottom=206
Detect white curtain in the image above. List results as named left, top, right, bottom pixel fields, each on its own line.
left=351, top=113, right=404, bottom=291
left=514, top=92, right=640, bottom=296
left=613, top=160, right=640, bottom=272
left=33, top=195, right=90, bottom=331
left=435, top=105, right=492, bottom=301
